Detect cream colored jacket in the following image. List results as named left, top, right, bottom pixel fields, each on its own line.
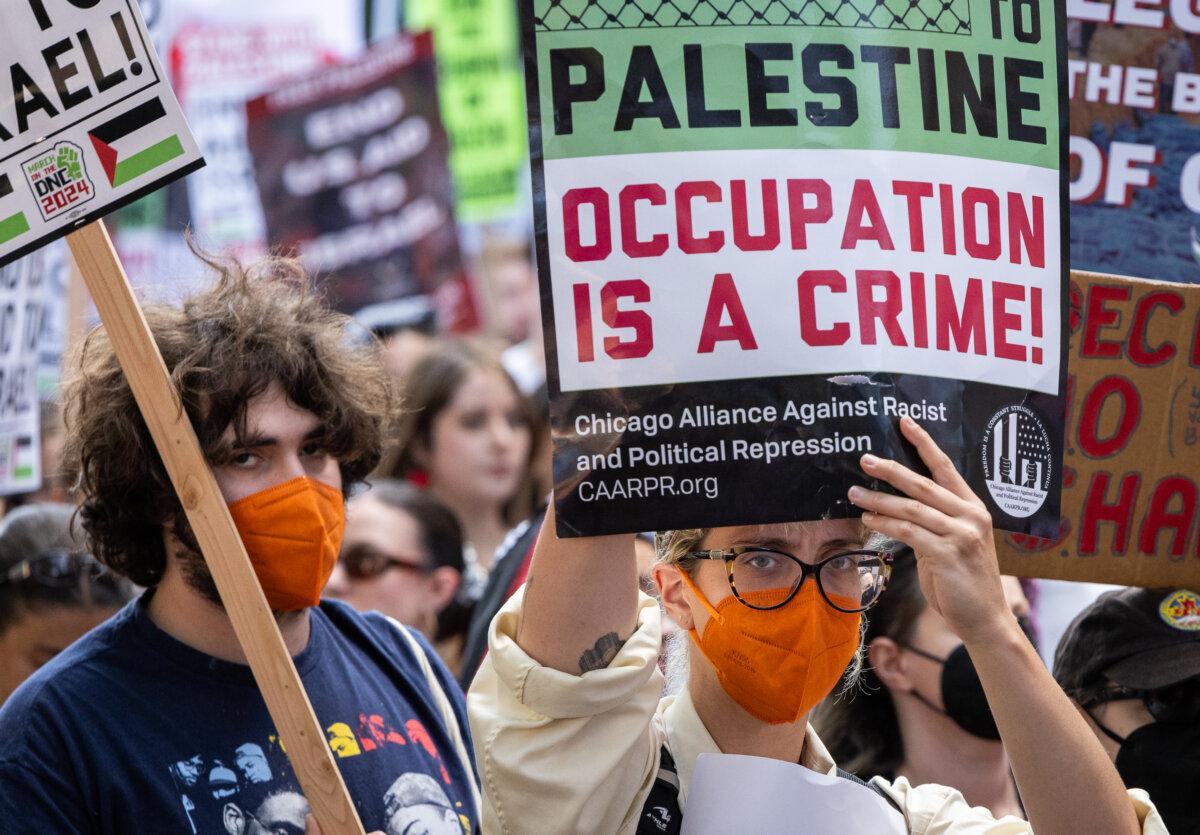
left=468, top=590, right=1166, bottom=835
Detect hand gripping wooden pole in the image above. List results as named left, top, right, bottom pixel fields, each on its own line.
left=66, top=220, right=365, bottom=835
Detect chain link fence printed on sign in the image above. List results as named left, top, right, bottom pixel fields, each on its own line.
left=533, top=0, right=972, bottom=32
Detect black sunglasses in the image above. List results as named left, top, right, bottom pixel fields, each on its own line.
left=1084, top=677, right=1200, bottom=726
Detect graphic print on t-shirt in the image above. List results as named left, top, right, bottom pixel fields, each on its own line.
left=168, top=709, right=469, bottom=834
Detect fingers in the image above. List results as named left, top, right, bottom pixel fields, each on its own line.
left=848, top=484, right=957, bottom=536
left=860, top=450, right=970, bottom=520
left=857, top=509, right=947, bottom=557
left=899, top=415, right=979, bottom=504
left=305, top=815, right=321, bottom=835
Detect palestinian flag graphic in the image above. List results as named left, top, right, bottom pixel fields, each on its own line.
left=0, top=174, right=29, bottom=246
left=12, top=435, right=34, bottom=481
left=88, top=98, right=185, bottom=188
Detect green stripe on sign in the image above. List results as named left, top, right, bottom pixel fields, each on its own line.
left=0, top=212, right=29, bottom=244
left=13, top=466, right=32, bottom=479
left=113, top=135, right=185, bottom=187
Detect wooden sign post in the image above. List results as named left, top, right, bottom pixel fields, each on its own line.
left=67, top=223, right=366, bottom=834
left=0, top=1, right=368, bottom=829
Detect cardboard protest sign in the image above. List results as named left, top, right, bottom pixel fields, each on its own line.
left=0, top=0, right=203, bottom=268
left=246, top=32, right=473, bottom=330
left=0, top=253, right=45, bottom=495
left=406, top=0, right=528, bottom=223
left=999, top=272, right=1200, bottom=588
left=522, top=0, right=1069, bottom=537
left=1066, top=2, right=1200, bottom=283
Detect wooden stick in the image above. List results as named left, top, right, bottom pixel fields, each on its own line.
left=66, top=220, right=365, bottom=835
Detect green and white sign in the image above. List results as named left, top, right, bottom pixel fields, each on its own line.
left=407, top=0, right=528, bottom=222
left=523, top=0, right=1068, bottom=537
left=0, top=0, right=203, bottom=267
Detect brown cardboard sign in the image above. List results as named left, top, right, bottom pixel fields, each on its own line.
left=997, top=271, right=1200, bottom=588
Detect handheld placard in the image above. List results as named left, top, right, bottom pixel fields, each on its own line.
left=0, top=2, right=365, bottom=832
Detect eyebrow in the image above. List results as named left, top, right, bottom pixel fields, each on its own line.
left=732, top=536, right=861, bottom=552
left=233, top=425, right=325, bottom=450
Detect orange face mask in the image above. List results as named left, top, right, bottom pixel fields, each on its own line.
left=678, top=568, right=861, bottom=725
left=227, top=477, right=345, bottom=612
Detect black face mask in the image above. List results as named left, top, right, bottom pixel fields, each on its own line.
left=904, top=642, right=1000, bottom=740
left=1092, top=718, right=1200, bottom=834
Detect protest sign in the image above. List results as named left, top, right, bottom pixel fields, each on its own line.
left=246, top=32, right=474, bottom=330
left=522, top=0, right=1069, bottom=537
left=405, top=0, right=528, bottom=223
left=0, top=0, right=203, bottom=267
left=0, top=254, right=45, bottom=496
left=0, top=2, right=365, bottom=831
left=1066, top=1, right=1200, bottom=283
left=998, top=271, right=1200, bottom=589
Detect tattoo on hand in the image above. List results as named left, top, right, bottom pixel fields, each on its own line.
left=579, top=632, right=625, bottom=672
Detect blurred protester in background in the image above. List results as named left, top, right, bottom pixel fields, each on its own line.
left=327, top=480, right=470, bottom=674
left=355, top=295, right=440, bottom=382
left=815, top=547, right=1033, bottom=819
left=1055, top=586, right=1200, bottom=834
left=0, top=503, right=132, bottom=704
left=486, top=240, right=545, bottom=396
left=380, top=340, right=534, bottom=600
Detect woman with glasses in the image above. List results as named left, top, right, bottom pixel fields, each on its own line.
left=467, top=418, right=1163, bottom=833
left=326, top=480, right=469, bottom=674
left=0, top=503, right=133, bottom=704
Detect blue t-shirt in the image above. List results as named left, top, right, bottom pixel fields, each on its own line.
left=0, top=596, right=480, bottom=834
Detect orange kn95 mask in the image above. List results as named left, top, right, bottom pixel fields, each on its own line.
left=228, top=477, right=345, bottom=611
left=678, top=568, right=861, bottom=725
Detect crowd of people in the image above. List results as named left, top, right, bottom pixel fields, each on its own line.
left=0, top=246, right=1189, bottom=834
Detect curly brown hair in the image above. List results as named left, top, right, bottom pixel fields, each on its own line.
left=62, top=251, right=398, bottom=587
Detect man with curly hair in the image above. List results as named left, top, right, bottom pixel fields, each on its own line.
left=0, top=255, right=480, bottom=834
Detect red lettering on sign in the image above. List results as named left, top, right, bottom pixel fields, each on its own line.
left=786, top=179, right=832, bottom=249
left=797, top=270, right=850, bottom=346
left=1137, top=476, right=1198, bottom=558
left=573, top=283, right=594, bottom=363
left=962, top=187, right=1002, bottom=261
left=992, top=281, right=1027, bottom=362
left=934, top=275, right=986, bottom=355
left=1078, top=375, right=1140, bottom=458
left=892, top=180, right=933, bottom=252
left=1129, top=290, right=1184, bottom=366
left=619, top=183, right=667, bottom=258
left=676, top=181, right=724, bottom=254
left=601, top=279, right=653, bottom=359
left=856, top=270, right=906, bottom=346
left=698, top=273, right=757, bottom=353
left=563, top=188, right=611, bottom=262
left=730, top=180, right=780, bottom=251
left=841, top=179, right=894, bottom=250
left=1079, top=471, right=1141, bottom=555
left=1007, top=192, right=1044, bottom=268
left=1082, top=284, right=1131, bottom=359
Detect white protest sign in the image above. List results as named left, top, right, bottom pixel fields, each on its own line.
left=0, top=254, right=45, bottom=495
left=0, top=0, right=203, bottom=268
left=682, top=753, right=906, bottom=835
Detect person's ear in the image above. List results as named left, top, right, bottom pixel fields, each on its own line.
left=426, top=566, right=461, bottom=612
left=652, top=563, right=696, bottom=631
left=868, top=636, right=912, bottom=692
